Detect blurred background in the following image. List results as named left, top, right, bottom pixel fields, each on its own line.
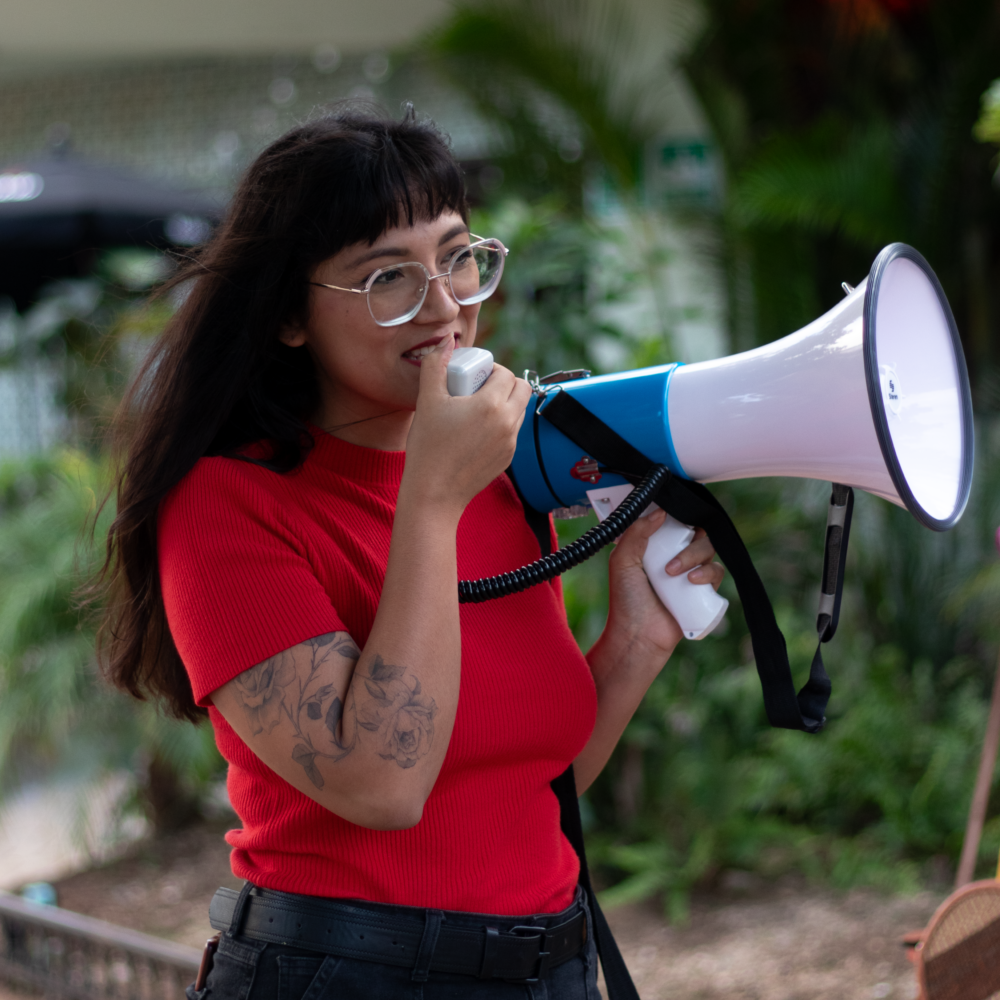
left=1, top=0, right=1000, bottom=979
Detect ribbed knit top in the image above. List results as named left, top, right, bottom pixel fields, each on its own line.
left=158, top=430, right=598, bottom=915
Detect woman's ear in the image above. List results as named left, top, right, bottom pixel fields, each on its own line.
left=279, top=325, right=308, bottom=348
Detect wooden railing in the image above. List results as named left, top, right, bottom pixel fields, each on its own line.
left=0, top=891, right=201, bottom=999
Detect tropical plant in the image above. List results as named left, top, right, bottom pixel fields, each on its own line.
left=0, top=249, right=175, bottom=452
left=0, top=442, right=223, bottom=839
left=427, top=0, right=667, bottom=200
left=469, top=197, right=691, bottom=378
left=682, top=0, right=1000, bottom=365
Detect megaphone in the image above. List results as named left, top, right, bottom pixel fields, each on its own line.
left=509, top=243, right=973, bottom=533
left=457, top=243, right=972, bottom=730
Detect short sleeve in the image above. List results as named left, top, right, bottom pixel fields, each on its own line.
left=159, top=458, right=345, bottom=705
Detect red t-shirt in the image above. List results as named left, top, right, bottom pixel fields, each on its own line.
left=158, top=430, right=598, bottom=915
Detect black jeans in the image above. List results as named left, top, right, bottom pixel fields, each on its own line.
left=186, top=890, right=601, bottom=1000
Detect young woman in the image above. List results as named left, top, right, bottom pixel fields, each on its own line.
left=99, top=106, right=723, bottom=1000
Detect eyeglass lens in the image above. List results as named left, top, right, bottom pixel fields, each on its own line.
left=367, top=242, right=504, bottom=325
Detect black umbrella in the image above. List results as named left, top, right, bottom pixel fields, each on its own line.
left=0, top=153, right=223, bottom=307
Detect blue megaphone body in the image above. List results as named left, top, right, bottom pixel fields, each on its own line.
left=510, top=364, right=683, bottom=513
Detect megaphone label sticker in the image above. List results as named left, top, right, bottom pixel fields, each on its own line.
left=879, top=365, right=903, bottom=416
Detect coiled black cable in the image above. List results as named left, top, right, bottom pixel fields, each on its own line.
left=458, top=464, right=670, bottom=603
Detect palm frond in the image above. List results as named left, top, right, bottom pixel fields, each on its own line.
left=427, top=0, right=680, bottom=194
left=734, top=123, right=908, bottom=247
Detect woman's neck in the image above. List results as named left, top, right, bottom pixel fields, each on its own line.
left=313, top=400, right=414, bottom=452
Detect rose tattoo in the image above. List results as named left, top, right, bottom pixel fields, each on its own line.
left=357, top=655, right=437, bottom=769
left=232, top=652, right=295, bottom=735
left=233, top=636, right=434, bottom=787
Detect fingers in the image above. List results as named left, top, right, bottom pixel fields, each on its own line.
left=417, top=336, right=455, bottom=397
left=665, top=527, right=725, bottom=591
left=613, top=508, right=666, bottom=565
left=687, top=561, right=725, bottom=590
left=477, top=362, right=516, bottom=400
left=477, top=365, right=531, bottom=427
left=507, top=373, right=533, bottom=427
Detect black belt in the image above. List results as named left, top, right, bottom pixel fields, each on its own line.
left=209, top=885, right=587, bottom=982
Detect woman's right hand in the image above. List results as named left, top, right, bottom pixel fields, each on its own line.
left=402, top=337, right=532, bottom=517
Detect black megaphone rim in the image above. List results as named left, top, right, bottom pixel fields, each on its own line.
left=862, top=242, right=974, bottom=531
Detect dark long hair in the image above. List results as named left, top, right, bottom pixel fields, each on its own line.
left=96, top=105, right=468, bottom=721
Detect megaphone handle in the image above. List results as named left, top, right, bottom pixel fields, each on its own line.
left=642, top=523, right=730, bottom=640
left=585, top=487, right=729, bottom=640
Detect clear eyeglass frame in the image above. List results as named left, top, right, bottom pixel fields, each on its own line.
left=309, top=234, right=509, bottom=327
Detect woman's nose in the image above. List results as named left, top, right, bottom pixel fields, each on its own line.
left=415, top=273, right=459, bottom=323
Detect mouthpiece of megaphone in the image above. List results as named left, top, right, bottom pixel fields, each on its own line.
left=510, top=242, right=974, bottom=532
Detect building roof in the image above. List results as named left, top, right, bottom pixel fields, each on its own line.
left=0, top=0, right=449, bottom=72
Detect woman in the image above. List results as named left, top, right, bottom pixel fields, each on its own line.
left=99, top=106, right=723, bottom=999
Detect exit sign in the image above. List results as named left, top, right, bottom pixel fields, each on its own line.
left=648, top=140, right=718, bottom=208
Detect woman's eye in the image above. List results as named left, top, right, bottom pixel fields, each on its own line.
left=448, top=247, right=475, bottom=269
left=371, top=268, right=405, bottom=286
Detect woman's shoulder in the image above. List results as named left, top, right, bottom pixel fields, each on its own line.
left=161, top=450, right=302, bottom=532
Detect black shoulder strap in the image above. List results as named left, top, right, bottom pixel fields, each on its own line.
left=539, top=389, right=842, bottom=733
left=551, top=765, right=640, bottom=1000
left=507, top=469, right=555, bottom=558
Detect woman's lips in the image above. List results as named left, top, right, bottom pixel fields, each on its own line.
left=401, top=334, right=460, bottom=365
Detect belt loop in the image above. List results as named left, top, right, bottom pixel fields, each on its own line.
left=478, top=926, right=500, bottom=979
left=228, top=881, right=254, bottom=938
left=411, top=909, right=443, bottom=982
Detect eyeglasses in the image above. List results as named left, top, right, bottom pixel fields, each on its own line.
left=310, top=236, right=509, bottom=327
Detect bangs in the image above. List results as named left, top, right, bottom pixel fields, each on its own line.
left=289, top=107, right=470, bottom=260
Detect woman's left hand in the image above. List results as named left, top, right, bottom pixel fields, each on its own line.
left=574, top=509, right=725, bottom=793
left=605, top=508, right=725, bottom=666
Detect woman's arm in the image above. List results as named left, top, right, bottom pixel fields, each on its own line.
left=211, top=340, right=532, bottom=830
left=573, top=510, right=724, bottom=793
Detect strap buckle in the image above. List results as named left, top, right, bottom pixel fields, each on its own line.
left=508, top=925, right=552, bottom=982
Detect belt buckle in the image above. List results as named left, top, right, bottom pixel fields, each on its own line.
left=508, top=925, right=551, bottom=983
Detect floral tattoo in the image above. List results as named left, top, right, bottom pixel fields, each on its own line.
left=231, top=634, right=436, bottom=788
left=357, top=655, right=437, bottom=770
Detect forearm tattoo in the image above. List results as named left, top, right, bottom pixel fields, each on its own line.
left=357, top=654, right=438, bottom=771
left=231, top=634, right=437, bottom=788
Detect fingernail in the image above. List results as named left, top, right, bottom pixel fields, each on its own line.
left=689, top=568, right=703, bottom=582
left=666, top=558, right=681, bottom=574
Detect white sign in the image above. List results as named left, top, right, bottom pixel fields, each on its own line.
left=0, top=172, right=44, bottom=203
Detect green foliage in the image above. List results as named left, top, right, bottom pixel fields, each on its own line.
left=682, top=0, right=1000, bottom=362
left=470, top=197, right=682, bottom=377
left=427, top=0, right=661, bottom=200
left=974, top=78, right=1000, bottom=146
left=0, top=250, right=176, bottom=451
left=733, top=121, right=906, bottom=248
left=0, top=451, right=224, bottom=830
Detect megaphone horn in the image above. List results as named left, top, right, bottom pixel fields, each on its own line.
left=459, top=244, right=973, bottom=731
left=509, top=242, right=974, bottom=533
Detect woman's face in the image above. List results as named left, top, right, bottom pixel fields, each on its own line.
left=282, top=211, right=481, bottom=440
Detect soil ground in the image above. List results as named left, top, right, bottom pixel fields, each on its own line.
left=1, top=820, right=943, bottom=999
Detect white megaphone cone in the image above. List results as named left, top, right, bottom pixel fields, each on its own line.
left=668, top=245, right=972, bottom=529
